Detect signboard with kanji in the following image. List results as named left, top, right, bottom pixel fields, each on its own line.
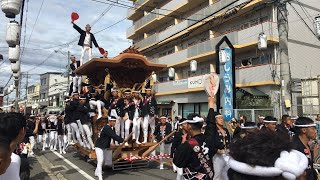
left=221, top=48, right=233, bottom=121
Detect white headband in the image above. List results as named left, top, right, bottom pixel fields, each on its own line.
left=185, top=117, right=204, bottom=124
left=241, top=126, right=258, bottom=129
left=264, top=120, right=277, bottom=123
left=229, top=150, right=308, bottom=180
left=294, top=123, right=316, bottom=127
left=215, top=115, right=223, bottom=118
left=108, top=117, right=117, bottom=121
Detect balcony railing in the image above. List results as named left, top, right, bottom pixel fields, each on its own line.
left=158, top=0, right=189, bottom=16
left=135, top=33, right=158, bottom=49
left=149, top=21, right=277, bottom=65
left=127, top=24, right=135, bottom=38
left=236, top=64, right=279, bottom=85
left=127, top=8, right=136, bottom=18
left=135, top=9, right=159, bottom=30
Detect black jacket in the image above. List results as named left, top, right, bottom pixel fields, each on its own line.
left=95, top=125, right=124, bottom=149
left=141, top=95, right=157, bottom=117
left=276, top=124, right=296, bottom=139
left=70, top=61, right=81, bottom=77
left=106, top=97, right=124, bottom=117
left=292, top=136, right=316, bottom=180
left=57, top=121, right=64, bottom=135
left=73, top=24, right=99, bottom=48
left=64, top=104, right=73, bottom=124
left=173, top=134, right=214, bottom=178
left=70, top=99, right=80, bottom=122
left=171, top=130, right=184, bottom=158
left=154, top=122, right=172, bottom=144
left=77, top=104, right=91, bottom=124
left=123, top=99, right=135, bottom=120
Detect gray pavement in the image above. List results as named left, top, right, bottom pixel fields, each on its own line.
left=30, top=147, right=176, bottom=180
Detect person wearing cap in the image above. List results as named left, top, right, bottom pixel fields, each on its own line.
left=292, top=117, right=317, bottom=179
left=69, top=93, right=84, bottom=146
left=95, top=116, right=124, bottom=180
left=70, top=55, right=82, bottom=94
left=171, top=118, right=188, bottom=179
left=153, top=116, right=172, bottom=170
left=71, top=21, right=100, bottom=66
left=77, top=96, right=95, bottom=149
left=132, top=89, right=144, bottom=144
left=106, top=88, right=124, bottom=139
left=174, top=113, right=215, bottom=179
left=261, top=116, right=277, bottom=132
left=277, top=115, right=296, bottom=140
left=142, top=84, right=158, bottom=143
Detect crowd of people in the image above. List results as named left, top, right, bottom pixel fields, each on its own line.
left=0, top=93, right=320, bottom=180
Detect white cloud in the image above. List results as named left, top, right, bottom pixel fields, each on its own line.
left=0, top=0, right=131, bottom=90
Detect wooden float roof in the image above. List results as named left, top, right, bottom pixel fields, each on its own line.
left=75, top=50, right=167, bottom=88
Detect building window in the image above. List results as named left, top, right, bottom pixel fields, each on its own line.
left=41, top=78, right=46, bottom=85
left=179, top=103, right=209, bottom=118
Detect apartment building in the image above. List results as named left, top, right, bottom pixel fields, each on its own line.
left=39, top=72, right=68, bottom=113
left=127, top=0, right=320, bottom=118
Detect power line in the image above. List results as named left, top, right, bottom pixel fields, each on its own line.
left=94, top=17, right=127, bottom=34
left=91, top=4, right=114, bottom=27
left=25, top=51, right=56, bottom=73
left=20, top=0, right=29, bottom=57
left=24, top=0, right=46, bottom=53
left=91, top=0, right=204, bottom=22
left=3, top=74, right=13, bottom=89
left=288, top=2, right=319, bottom=40
left=295, top=0, right=314, bottom=26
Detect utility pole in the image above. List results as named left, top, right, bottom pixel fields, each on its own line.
left=277, top=0, right=292, bottom=116
left=67, top=51, right=70, bottom=95
left=24, top=72, right=28, bottom=115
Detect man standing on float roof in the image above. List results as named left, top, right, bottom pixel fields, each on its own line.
left=71, top=21, right=100, bottom=66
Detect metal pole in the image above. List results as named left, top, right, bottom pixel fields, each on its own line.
left=24, top=72, right=28, bottom=115
left=67, top=51, right=70, bottom=96
left=277, top=1, right=291, bottom=116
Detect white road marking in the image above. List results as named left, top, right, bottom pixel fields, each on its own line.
left=51, top=150, right=96, bottom=180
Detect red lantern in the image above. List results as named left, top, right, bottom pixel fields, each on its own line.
left=71, top=12, right=79, bottom=21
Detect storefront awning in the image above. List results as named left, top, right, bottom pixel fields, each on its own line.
left=236, top=87, right=269, bottom=99
left=157, top=101, right=174, bottom=105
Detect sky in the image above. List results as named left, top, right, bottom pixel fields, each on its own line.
left=0, top=0, right=133, bottom=98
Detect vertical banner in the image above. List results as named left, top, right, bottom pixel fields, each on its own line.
left=220, top=48, right=233, bottom=121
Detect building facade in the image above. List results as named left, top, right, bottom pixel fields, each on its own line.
left=26, top=84, right=40, bottom=114
left=127, top=0, right=320, bottom=118
left=39, top=72, right=68, bottom=113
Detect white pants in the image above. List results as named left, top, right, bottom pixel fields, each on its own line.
left=70, top=122, right=83, bottom=146
left=160, top=142, right=171, bottom=165
left=89, top=100, right=105, bottom=118
left=95, top=148, right=112, bottom=180
left=123, top=114, right=132, bottom=140
left=212, top=154, right=229, bottom=180
left=111, top=109, right=124, bottom=138
left=173, top=163, right=183, bottom=180
left=83, top=124, right=95, bottom=149
left=65, top=124, right=72, bottom=144
left=72, top=76, right=82, bottom=94
left=58, top=135, right=65, bottom=153
left=77, top=120, right=89, bottom=147
left=80, top=46, right=92, bottom=65
left=143, top=115, right=155, bottom=142
left=132, top=116, right=142, bottom=141
left=49, top=131, right=58, bottom=149
left=29, top=136, right=35, bottom=154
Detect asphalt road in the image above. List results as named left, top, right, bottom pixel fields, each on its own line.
left=30, top=147, right=176, bottom=180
